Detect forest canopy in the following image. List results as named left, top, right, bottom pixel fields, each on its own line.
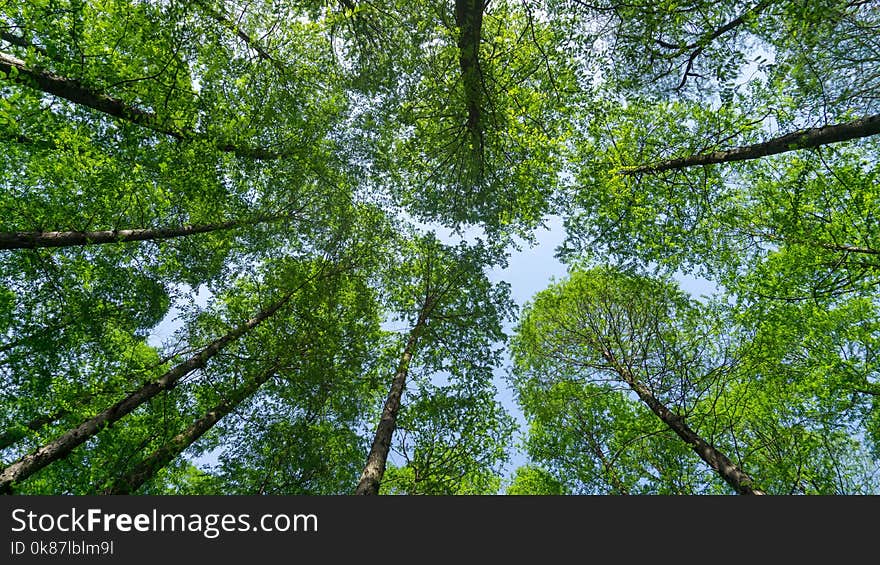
left=1, top=0, right=878, bottom=495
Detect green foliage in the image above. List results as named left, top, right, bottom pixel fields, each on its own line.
left=511, top=267, right=880, bottom=494
left=381, top=382, right=515, bottom=495
left=2, top=0, right=879, bottom=495
left=505, top=465, right=568, bottom=495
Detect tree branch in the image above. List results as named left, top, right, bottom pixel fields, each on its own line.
left=0, top=214, right=291, bottom=250
left=618, top=114, right=880, bottom=175
left=0, top=51, right=289, bottom=160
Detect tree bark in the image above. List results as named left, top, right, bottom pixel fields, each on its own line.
left=0, top=352, right=181, bottom=449
left=0, top=51, right=286, bottom=160
left=608, top=356, right=764, bottom=495
left=455, top=0, right=484, bottom=136
left=0, top=294, right=292, bottom=493
left=103, top=365, right=276, bottom=494
left=0, top=215, right=284, bottom=250
left=354, top=295, right=436, bottom=495
left=619, top=114, right=880, bottom=175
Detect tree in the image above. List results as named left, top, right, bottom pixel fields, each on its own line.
left=104, top=249, right=387, bottom=495
left=101, top=363, right=279, bottom=495
left=0, top=268, right=297, bottom=493
left=512, top=267, right=879, bottom=494
left=355, top=232, right=514, bottom=494
left=345, top=1, right=576, bottom=235
left=512, top=267, right=765, bottom=494
left=504, top=465, right=568, bottom=495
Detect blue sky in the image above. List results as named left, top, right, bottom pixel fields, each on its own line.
left=485, top=217, right=569, bottom=478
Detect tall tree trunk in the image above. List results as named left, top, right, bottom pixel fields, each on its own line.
left=103, top=365, right=277, bottom=494
left=619, top=114, right=880, bottom=175
left=455, top=0, right=484, bottom=136
left=606, top=353, right=764, bottom=495
left=0, top=51, right=285, bottom=161
left=355, top=295, right=436, bottom=495
left=0, top=215, right=283, bottom=250
left=0, top=294, right=293, bottom=493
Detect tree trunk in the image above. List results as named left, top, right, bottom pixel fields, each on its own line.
left=0, top=216, right=284, bottom=250
left=0, top=51, right=285, bottom=161
left=354, top=295, right=435, bottom=495
left=455, top=0, right=484, bottom=136
left=103, top=365, right=276, bottom=494
left=0, top=294, right=292, bottom=493
left=608, top=355, right=764, bottom=495
left=619, top=114, right=880, bottom=175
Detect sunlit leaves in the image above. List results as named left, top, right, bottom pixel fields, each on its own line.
left=382, top=382, right=515, bottom=495
left=511, top=267, right=880, bottom=494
